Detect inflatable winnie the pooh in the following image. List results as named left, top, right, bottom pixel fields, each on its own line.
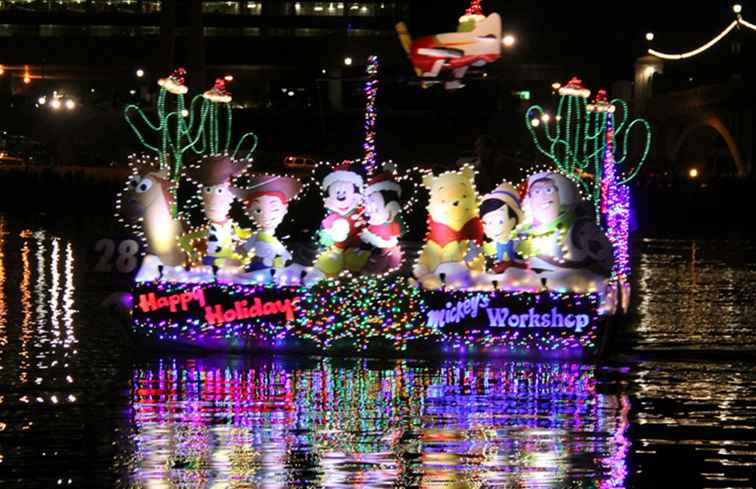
left=414, top=165, right=485, bottom=289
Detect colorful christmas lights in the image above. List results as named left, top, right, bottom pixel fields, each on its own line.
left=117, top=58, right=634, bottom=357
left=602, top=114, right=632, bottom=288
left=124, top=69, right=259, bottom=216
left=361, top=56, right=380, bottom=175
left=526, top=80, right=651, bottom=209
left=130, top=274, right=607, bottom=355
left=128, top=358, right=629, bottom=486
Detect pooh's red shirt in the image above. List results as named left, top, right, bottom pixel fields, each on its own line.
left=427, top=217, right=484, bottom=248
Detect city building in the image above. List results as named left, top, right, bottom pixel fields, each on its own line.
left=0, top=1, right=410, bottom=107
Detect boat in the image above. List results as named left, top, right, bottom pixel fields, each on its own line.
left=117, top=67, right=646, bottom=359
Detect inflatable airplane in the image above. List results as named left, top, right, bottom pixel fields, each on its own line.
left=396, top=13, right=504, bottom=90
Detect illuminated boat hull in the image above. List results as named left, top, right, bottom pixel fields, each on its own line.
left=129, top=277, right=614, bottom=358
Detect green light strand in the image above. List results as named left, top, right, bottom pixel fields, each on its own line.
left=174, top=95, right=185, bottom=181
left=617, top=119, right=652, bottom=185
left=124, top=88, right=170, bottom=168
left=224, top=102, right=233, bottom=153
left=231, top=132, right=259, bottom=160
left=525, top=92, right=651, bottom=205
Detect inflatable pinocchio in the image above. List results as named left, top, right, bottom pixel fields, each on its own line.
left=480, top=182, right=525, bottom=273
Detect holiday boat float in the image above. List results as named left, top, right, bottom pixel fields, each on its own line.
left=118, top=64, right=650, bottom=359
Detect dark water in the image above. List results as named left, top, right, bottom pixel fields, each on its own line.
left=1, top=215, right=756, bottom=488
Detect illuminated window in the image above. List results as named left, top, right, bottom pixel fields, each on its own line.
left=348, top=28, right=386, bottom=37
left=0, top=0, right=42, bottom=11
left=346, top=2, right=374, bottom=16
left=241, top=27, right=261, bottom=36
left=40, top=24, right=87, bottom=36
left=203, top=1, right=240, bottom=14
left=294, top=2, right=344, bottom=16
left=245, top=1, right=261, bottom=14
left=142, top=1, right=160, bottom=13
left=0, top=23, right=39, bottom=35
left=89, top=25, right=142, bottom=36
left=268, top=27, right=292, bottom=36
left=52, top=0, right=88, bottom=13
left=92, top=0, right=140, bottom=13
left=294, top=27, right=336, bottom=36
left=204, top=26, right=240, bottom=36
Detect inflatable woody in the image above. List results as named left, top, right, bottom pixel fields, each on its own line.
left=232, top=174, right=301, bottom=272
left=180, top=155, right=252, bottom=269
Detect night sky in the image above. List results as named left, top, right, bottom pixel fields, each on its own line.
left=410, top=1, right=752, bottom=81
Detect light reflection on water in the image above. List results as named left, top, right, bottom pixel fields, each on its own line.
left=0, top=222, right=755, bottom=487
left=122, top=358, right=629, bottom=488
left=634, top=239, right=756, bottom=350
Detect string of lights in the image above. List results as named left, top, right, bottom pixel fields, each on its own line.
left=362, top=55, right=379, bottom=175
left=601, top=115, right=631, bottom=284
left=526, top=79, right=650, bottom=211
left=647, top=5, right=756, bottom=60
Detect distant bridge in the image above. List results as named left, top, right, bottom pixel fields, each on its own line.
left=637, top=67, right=753, bottom=177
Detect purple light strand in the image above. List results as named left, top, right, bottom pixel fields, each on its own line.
left=602, top=114, right=631, bottom=282
left=362, top=55, right=379, bottom=174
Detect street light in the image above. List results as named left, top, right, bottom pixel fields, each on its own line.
left=23, top=74, right=31, bottom=84
left=224, top=74, right=234, bottom=82
left=733, top=4, right=743, bottom=14
left=65, top=99, right=75, bottom=110
left=136, top=68, right=144, bottom=78
left=38, top=96, right=47, bottom=105
left=645, top=32, right=655, bottom=41
left=344, top=57, right=353, bottom=66
left=50, top=99, right=62, bottom=110
left=531, top=118, right=541, bottom=127
left=689, top=168, right=699, bottom=179
left=503, top=34, right=515, bottom=47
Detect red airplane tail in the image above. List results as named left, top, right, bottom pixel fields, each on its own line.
left=395, top=22, right=423, bottom=77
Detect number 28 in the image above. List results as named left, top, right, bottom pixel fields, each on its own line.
left=94, top=239, right=140, bottom=274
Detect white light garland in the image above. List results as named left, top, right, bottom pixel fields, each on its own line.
left=648, top=18, right=750, bottom=60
